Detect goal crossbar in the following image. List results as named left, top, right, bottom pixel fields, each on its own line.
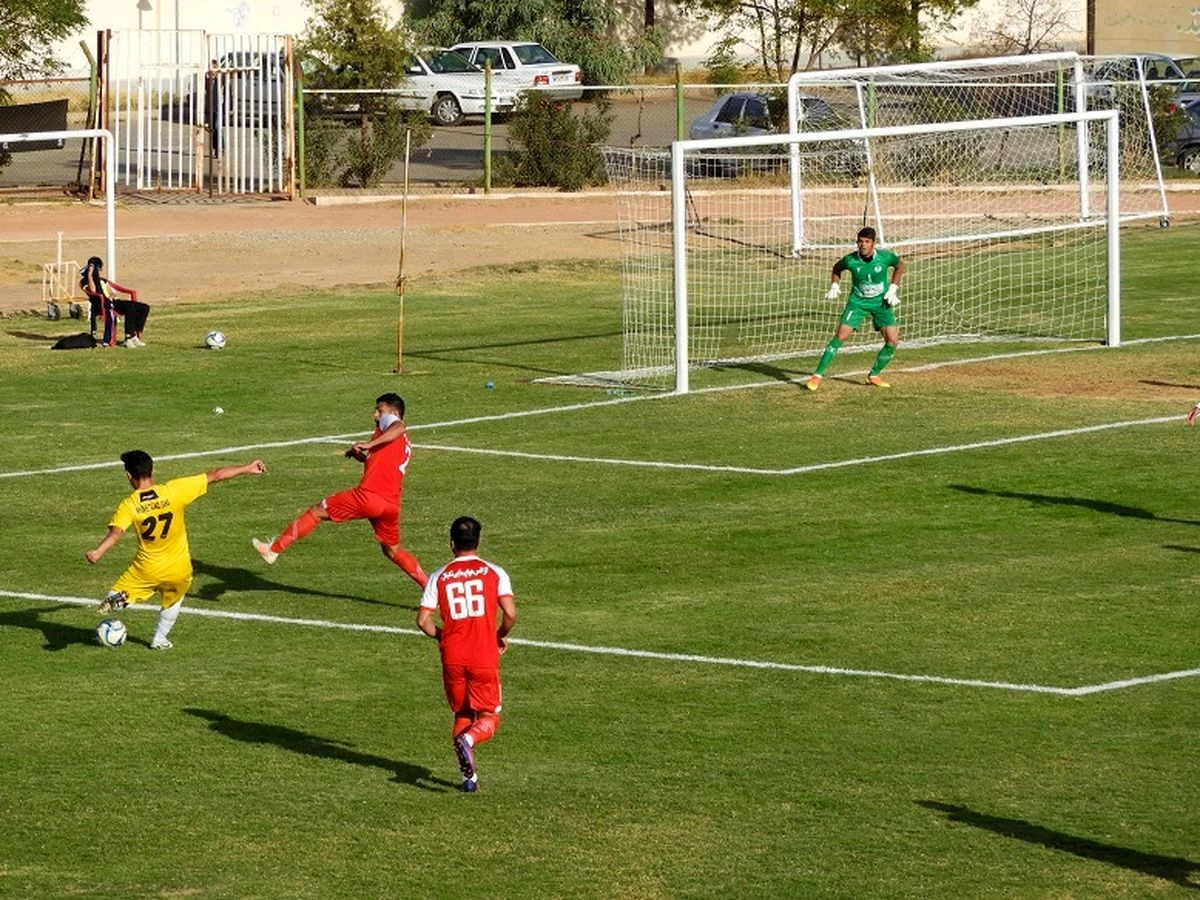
left=0, top=129, right=117, bottom=278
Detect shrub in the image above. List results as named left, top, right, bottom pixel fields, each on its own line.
left=302, top=105, right=431, bottom=188
left=493, top=93, right=612, bottom=192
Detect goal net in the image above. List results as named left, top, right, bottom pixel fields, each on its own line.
left=786, top=52, right=1166, bottom=236
left=600, top=109, right=1120, bottom=393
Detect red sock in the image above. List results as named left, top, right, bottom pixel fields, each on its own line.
left=387, top=546, right=428, bottom=587
left=273, top=510, right=320, bottom=553
left=467, top=714, right=500, bottom=747
left=453, top=716, right=473, bottom=739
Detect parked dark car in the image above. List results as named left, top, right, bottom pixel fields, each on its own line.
left=687, top=91, right=864, bottom=179
left=1167, top=96, right=1200, bottom=172
left=688, top=91, right=842, bottom=140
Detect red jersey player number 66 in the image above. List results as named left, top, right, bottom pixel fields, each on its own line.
left=446, top=579, right=486, bottom=620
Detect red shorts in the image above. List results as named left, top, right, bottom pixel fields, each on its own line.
left=442, top=664, right=502, bottom=716
left=322, top=487, right=400, bottom=546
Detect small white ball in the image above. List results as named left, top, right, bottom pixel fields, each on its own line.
left=213, top=407, right=224, bottom=415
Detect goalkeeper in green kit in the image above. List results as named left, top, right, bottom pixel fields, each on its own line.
left=806, top=226, right=905, bottom=391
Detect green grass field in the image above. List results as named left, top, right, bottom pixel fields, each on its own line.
left=0, top=222, right=1197, bottom=898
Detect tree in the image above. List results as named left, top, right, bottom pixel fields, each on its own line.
left=298, top=0, right=429, bottom=187
left=409, top=0, right=665, bottom=85
left=299, top=0, right=411, bottom=96
left=684, top=0, right=863, bottom=78
left=683, top=0, right=979, bottom=79
left=0, top=0, right=87, bottom=91
left=893, top=0, right=981, bottom=61
left=968, top=0, right=1078, bottom=55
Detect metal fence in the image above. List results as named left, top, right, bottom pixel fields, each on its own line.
left=0, top=76, right=95, bottom=194
left=1, top=60, right=1194, bottom=199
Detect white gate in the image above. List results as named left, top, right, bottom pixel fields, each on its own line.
left=101, top=30, right=295, bottom=196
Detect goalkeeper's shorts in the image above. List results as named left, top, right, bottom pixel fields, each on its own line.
left=840, top=296, right=897, bottom=331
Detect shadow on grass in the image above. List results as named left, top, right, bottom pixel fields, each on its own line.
left=1140, top=379, right=1200, bottom=392
left=715, top=360, right=805, bottom=385
left=1163, top=544, right=1200, bottom=554
left=918, top=801, right=1199, bottom=889
left=0, top=605, right=112, bottom=652
left=190, top=558, right=414, bottom=609
left=5, top=330, right=61, bottom=342
left=183, top=708, right=456, bottom=793
left=399, top=328, right=625, bottom=380
left=949, top=485, right=1200, bottom=526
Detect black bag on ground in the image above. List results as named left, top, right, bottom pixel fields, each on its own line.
left=51, top=332, right=98, bottom=350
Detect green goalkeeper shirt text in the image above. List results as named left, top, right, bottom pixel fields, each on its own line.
left=834, top=248, right=902, bottom=303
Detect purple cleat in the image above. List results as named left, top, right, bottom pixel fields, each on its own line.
left=453, top=733, right=476, bottom=787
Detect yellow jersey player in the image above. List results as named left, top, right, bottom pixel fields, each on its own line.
left=86, top=450, right=266, bottom=649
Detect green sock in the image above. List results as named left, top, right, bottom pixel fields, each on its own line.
left=870, top=344, right=895, bottom=376
left=814, top=337, right=842, bottom=376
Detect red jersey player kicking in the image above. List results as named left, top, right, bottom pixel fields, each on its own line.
left=252, top=393, right=427, bottom=588
left=417, top=516, right=518, bottom=793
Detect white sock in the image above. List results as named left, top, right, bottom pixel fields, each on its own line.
left=154, top=602, right=182, bottom=644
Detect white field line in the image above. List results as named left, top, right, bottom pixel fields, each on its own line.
left=1, top=335, right=1197, bottom=482
left=4, top=589, right=1194, bottom=697
left=413, top=415, right=1180, bottom=476
left=0, top=415, right=1188, bottom=481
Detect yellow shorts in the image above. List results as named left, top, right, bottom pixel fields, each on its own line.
left=111, top=566, right=193, bottom=609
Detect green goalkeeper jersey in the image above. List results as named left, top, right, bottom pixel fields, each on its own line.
left=834, top=248, right=901, bottom=303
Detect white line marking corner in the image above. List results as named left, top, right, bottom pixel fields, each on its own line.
left=1, top=589, right=1193, bottom=697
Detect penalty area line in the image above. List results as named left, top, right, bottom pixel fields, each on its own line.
left=3, top=589, right=1195, bottom=696
left=412, top=415, right=1183, bottom=476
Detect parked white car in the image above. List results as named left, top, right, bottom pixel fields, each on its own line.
left=450, top=42, right=583, bottom=101
left=393, top=48, right=517, bottom=126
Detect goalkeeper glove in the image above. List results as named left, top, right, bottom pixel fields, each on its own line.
left=884, top=284, right=900, bottom=307
left=824, top=283, right=841, bottom=301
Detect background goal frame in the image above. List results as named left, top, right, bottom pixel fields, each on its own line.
left=0, top=129, right=117, bottom=278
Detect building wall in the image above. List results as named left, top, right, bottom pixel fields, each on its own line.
left=1095, top=0, right=1200, bottom=55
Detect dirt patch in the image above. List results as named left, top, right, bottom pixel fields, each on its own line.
left=1, top=185, right=1196, bottom=317
left=912, top=345, right=1200, bottom=404
left=0, top=193, right=629, bottom=314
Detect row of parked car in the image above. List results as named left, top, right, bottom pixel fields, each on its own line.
left=394, top=42, right=583, bottom=126
left=163, top=41, right=582, bottom=129
left=690, top=52, right=1200, bottom=174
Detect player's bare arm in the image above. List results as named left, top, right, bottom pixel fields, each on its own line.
left=350, top=419, right=406, bottom=459
left=416, top=607, right=442, bottom=641
left=86, top=526, right=125, bottom=564
left=206, top=459, right=266, bottom=484
left=496, top=594, right=517, bottom=653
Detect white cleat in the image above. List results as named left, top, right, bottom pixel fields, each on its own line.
left=150, top=638, right=173, bottom=650
left=252, top=537, right=279, bottom=565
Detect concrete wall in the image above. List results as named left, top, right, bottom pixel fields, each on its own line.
left=1095, top=0, right=1200, bottom=56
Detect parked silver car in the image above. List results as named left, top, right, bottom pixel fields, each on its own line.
left=451, top=42, right=583, bottom=101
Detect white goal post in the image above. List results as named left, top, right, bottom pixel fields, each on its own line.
left=594, top=109, right=1122, bottom=395
left=0, top=129, right=117, bottom=278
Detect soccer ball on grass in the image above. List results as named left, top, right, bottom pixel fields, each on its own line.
left=205, top=330, right=227, bottom=350
left=97, top=618, right=127, bottom=648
